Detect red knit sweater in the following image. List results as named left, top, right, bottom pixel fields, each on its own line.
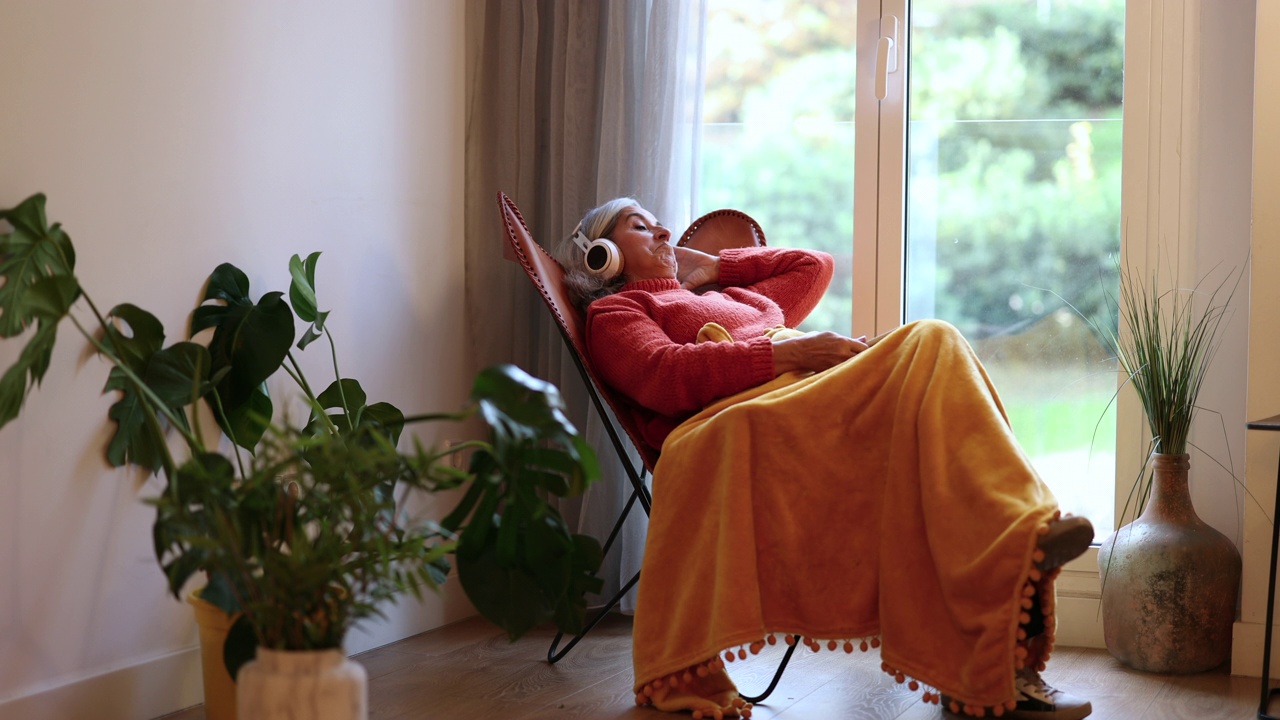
left=586, top=246, right=833, bottom=456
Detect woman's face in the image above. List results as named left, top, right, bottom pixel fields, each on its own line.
left=608, top=205, right=677, bottom=282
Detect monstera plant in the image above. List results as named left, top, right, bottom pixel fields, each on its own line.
left=0, top=193, right=602, bottom=674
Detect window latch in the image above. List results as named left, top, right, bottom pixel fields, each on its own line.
left=875, top=14, right=900, bottom=101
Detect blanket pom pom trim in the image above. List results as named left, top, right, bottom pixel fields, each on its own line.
left=635, top=517, right=1064, bottom=716
left=920, top=520, right=1065, bottom=717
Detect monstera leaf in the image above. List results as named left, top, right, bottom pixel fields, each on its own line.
left=289, top=251, right=329, bottom=351
left=0, top=194, right=82, bottom=428
left=99, top=310, right=211, bottom=472
left=308, top=378, right=405, bottom=445
left=191, top=262, right=295, bottom=450
left=443, top=364, right=603, bottom=640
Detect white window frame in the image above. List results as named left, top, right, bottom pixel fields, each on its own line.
left=852, top=0, right=1200, bottom=648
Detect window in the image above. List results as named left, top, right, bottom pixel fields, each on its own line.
left=699, top=0, right=1125, bottom=532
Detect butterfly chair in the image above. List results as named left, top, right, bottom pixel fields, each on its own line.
left=496, top=192, right=800, bottom=704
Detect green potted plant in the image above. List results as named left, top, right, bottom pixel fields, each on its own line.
left=0, top=193, right=603, bottom=719
left=1092, top=261, right=1242, bottom=673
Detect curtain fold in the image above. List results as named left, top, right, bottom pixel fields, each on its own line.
left=464, top=0, right=705, bottom=612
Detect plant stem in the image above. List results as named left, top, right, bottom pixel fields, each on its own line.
left=281, top=355, right=339, bottom=435
left=206, top=390, right=248, bottom=479
left=325, top=331, right=353, bottom=431
left=67, top=313, right=198, bottom=478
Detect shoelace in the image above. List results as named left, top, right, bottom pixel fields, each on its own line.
left=1015, top=670, right=1059, bottom=706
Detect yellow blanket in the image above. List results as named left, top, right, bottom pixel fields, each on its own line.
left=632, top=319, right=1060, bottom=712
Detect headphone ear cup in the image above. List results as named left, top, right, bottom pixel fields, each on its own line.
left=584, top=238, right=623, bottom=280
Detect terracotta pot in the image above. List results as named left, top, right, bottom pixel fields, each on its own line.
left=188, top=588, right=239, bottom=720
left=1098, top=452, right=1241, bottom=673
left=236, top=647, right=367, bottom=720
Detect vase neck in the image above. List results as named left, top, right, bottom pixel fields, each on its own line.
left=1143, top=452, right=1195, bottom=520
left=256, top=647, right=346, bottom=673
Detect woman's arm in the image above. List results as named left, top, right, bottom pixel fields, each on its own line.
left=588, top=296, right=775, bottom=417
left=772, top=331, right=870, bottom=374
left=716, top=247, right=834, bottom=327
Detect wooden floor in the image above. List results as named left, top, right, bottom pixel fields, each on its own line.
left=161, top=614, right=1263, bottom=720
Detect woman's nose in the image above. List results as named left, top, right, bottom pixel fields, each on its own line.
left=655, top=226, right=671, bottom=243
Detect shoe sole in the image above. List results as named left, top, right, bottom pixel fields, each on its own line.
left=1037, top=516, right=1094, bottom=572
left=942, top=701, right=1094, bottom=720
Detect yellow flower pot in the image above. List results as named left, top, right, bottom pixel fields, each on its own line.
left=188, top=588, right=240, bottom=720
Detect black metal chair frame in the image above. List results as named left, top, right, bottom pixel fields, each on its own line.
left=498, top=193, right=797, bottom=704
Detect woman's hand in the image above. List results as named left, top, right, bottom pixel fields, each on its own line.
left=772, top=331, right=870, bottom=375
left=674, top=246, right=720, bottom=290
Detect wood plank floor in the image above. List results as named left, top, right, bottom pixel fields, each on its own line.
left=161, top=614, right=1263, bottom=720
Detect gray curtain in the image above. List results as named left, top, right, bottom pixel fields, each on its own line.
left=463, top=0, right=705, bottom=612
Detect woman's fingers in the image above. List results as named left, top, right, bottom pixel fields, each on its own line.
left=675, top=246, right=720, bottom=289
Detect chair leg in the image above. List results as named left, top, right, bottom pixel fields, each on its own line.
left=547, top=486, right=646, bottom=664
left=738, top=636, right=801, bottom=704
left=547, top=569, right=641, bottom=663
left=598, top=489, right=641, bottom=560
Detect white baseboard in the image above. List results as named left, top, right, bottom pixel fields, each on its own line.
left=1233, top=620, right=1280, bottom=678
left=0, top=581, right=475, bottom=720
left=1053, top=567, right=1105, bottom=650
left=1055, top=596, right=1105, bottom=649
left=0, top=648, right=205, bottom=720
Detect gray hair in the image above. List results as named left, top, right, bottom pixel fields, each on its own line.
left=552, top=197, right=642, bottom=312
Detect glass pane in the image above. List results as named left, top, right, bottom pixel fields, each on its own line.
left=699, top=0, right=856, bottom=334
left=906, top=0, right=1125, bottom=532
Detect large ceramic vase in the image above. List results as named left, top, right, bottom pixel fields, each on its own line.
left=236, top=647, right=368, bottom=720
left=1098, top=452, right=1241, bottom=673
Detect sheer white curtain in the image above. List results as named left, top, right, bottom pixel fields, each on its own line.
left=464, top=0, right=705, bottom=612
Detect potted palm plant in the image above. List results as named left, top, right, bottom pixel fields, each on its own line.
left=0, top=193, right=603, bottom=719
left=1094, top=261, right=1243, bottom=673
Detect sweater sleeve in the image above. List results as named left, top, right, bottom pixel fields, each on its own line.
left=587, top=296, right=776, bottom=417
left=717, top=247, right=833, bottom=328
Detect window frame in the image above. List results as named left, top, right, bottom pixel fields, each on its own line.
left=851, top=0, right=1201, bottom=647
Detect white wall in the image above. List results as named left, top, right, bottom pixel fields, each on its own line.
left=1187, top=0, right=1254, bottom=551
left=0, top=1, right=471, bottom=717
left=1235, top=0, right=1280, bottom=678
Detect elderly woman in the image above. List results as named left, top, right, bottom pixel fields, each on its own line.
left=552, top=197, right=1095, bottom=720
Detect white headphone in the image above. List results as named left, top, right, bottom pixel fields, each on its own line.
left=570, top=230, right=623, bottom=280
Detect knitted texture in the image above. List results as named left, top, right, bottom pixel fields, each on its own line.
left=586, top=247, right=833, bottom=455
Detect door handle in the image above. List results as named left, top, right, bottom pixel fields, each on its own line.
left=875, top=14, right=900, bottom=101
